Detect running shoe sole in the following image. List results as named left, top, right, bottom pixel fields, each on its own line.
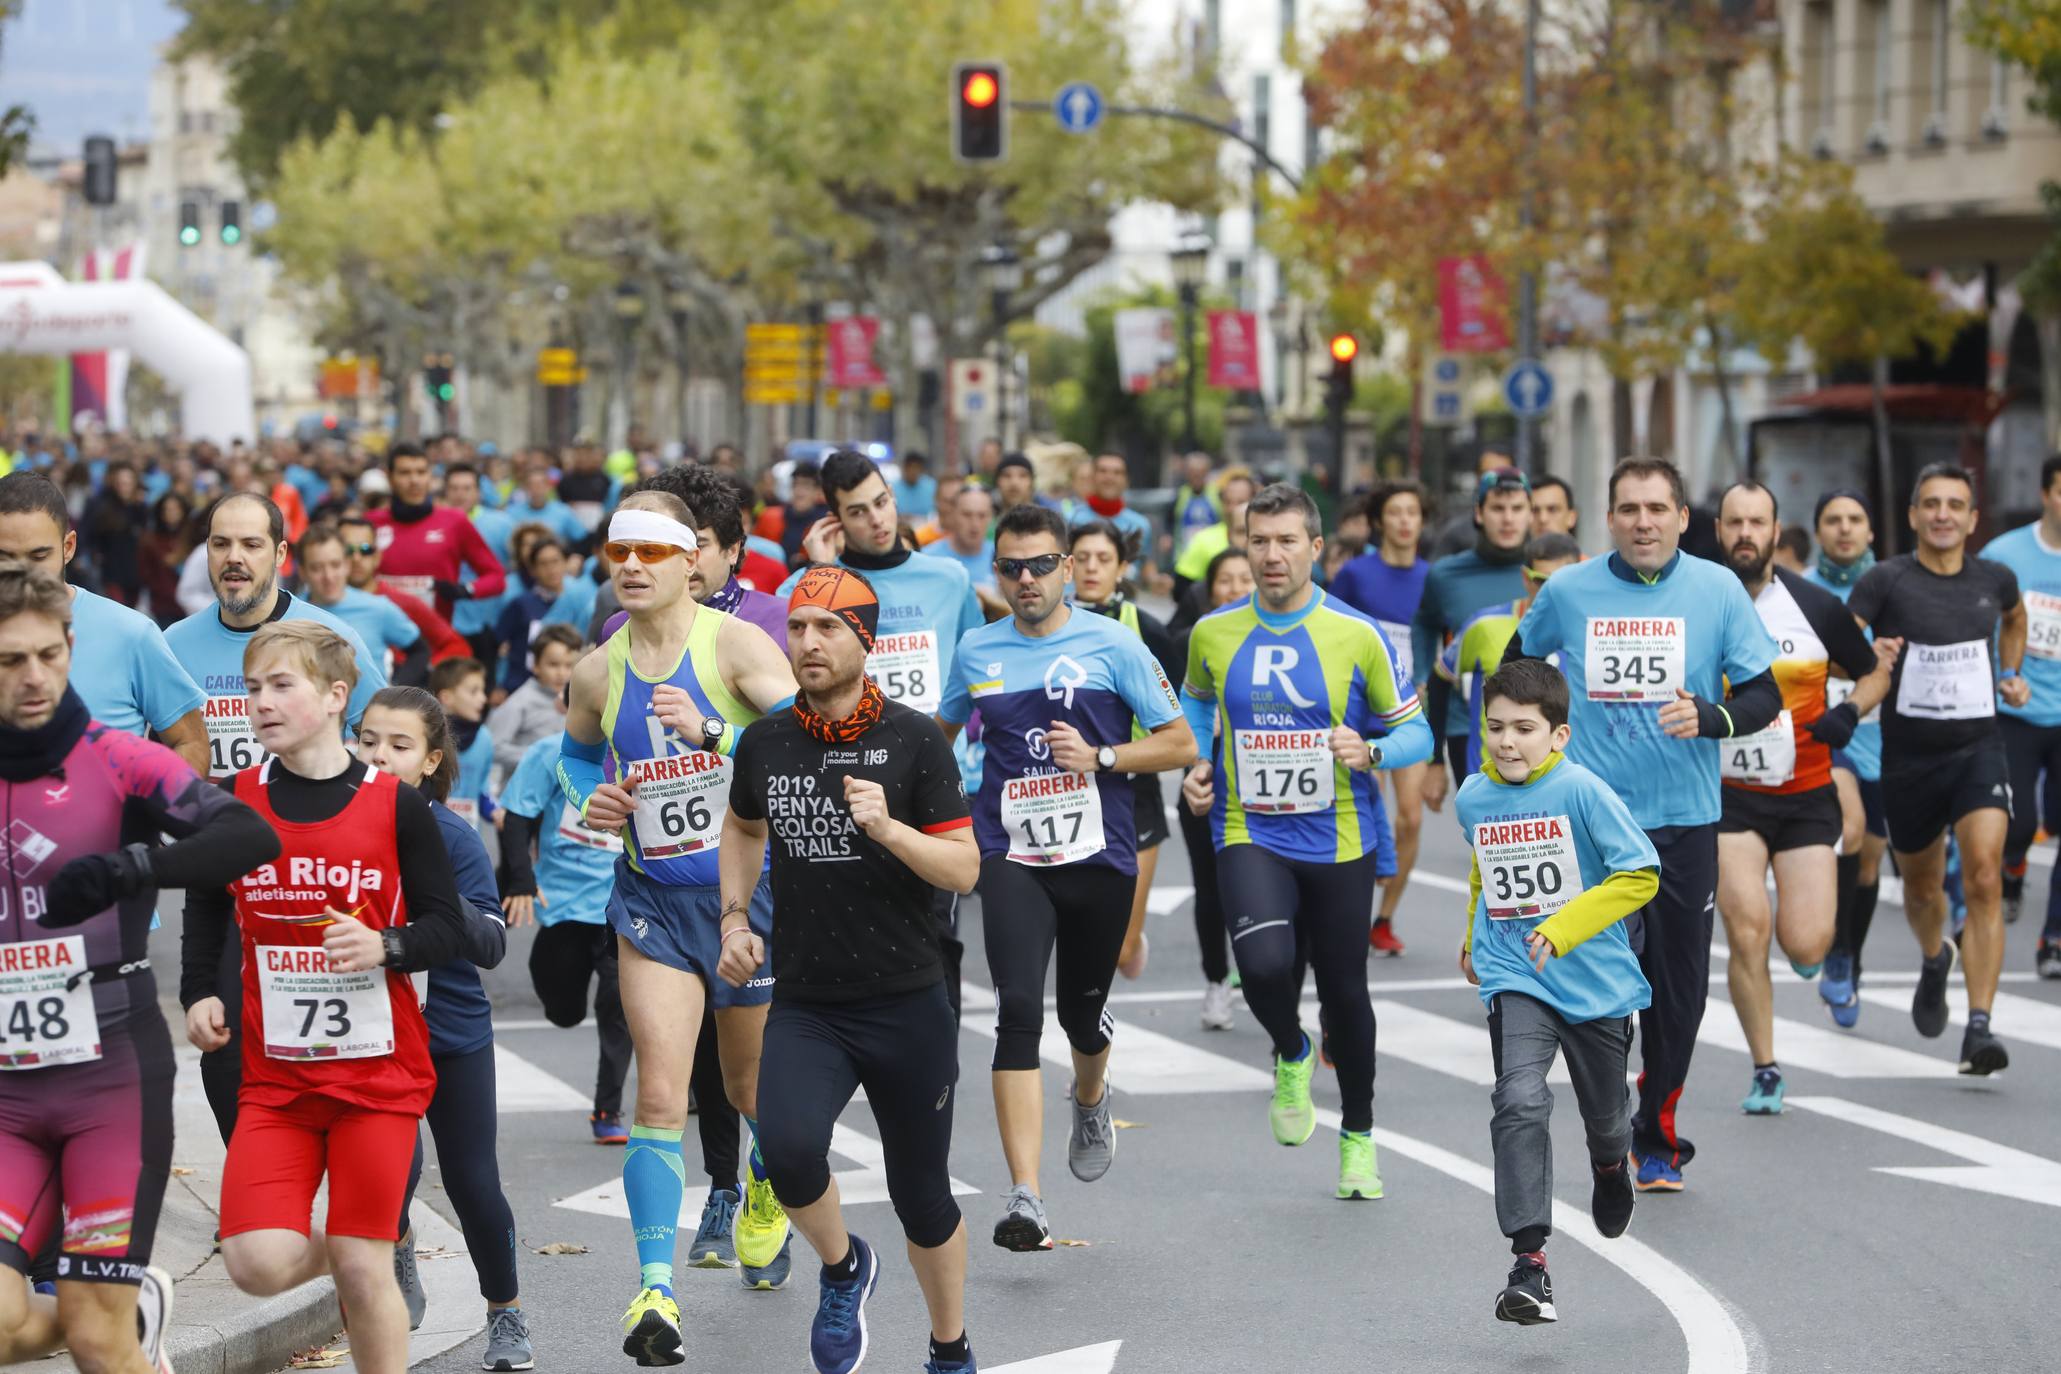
left=1337, top=1179, right=1384, bottom=1201
left=1494, top=1289, right=1557, bottom=1325
left=622, top=1311, right=685, bottom=1367
left=137, top=1263, right=173, bottom=1370
left=1628, top=1151, right=1684, bottom=1193
left=992, top=1216, right=1054, bottom=1252
left=1959, top=1038, right=2010, bottom=1076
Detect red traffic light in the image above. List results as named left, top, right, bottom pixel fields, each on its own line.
left=1329, top=334, right=1359, bottom=364
left=963, top=72, right=999, bottom=109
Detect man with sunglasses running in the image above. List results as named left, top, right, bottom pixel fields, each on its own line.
left=557, top=491, right=801, bottom=1366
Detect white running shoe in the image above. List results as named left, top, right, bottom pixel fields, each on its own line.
left=1200, top=980, right=1235, bottom=1031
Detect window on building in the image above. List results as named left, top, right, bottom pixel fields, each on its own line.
left=1280, top=0, right=1296, bottom=55
left=1931, top=0, right=1951, bottom=119
left=1869, top=0, right=1891, bottom=133
left=1802, top=1, right=1834, bottom=148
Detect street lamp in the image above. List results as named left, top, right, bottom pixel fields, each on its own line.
left=1170, top=231, right=1212, bottom=453
left=980, top=242, right=1022, bottom=450
left=613, top=281, right=646, bottom=447
left=665, top=280, right=694, bottom=445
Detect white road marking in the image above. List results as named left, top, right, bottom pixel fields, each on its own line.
left=1694, top=1004, right=1957, bottom=1079
left=1142, top=885, right=1193, bottom=917
left=958, top=980, right=1760, bottom=1372
left=1856, top=986, right=2061, bottom=1054
left=1788, top=1095, right=2061, bottom=1209
left=990, top=1340, right=1123, bottom=1373
left=492, top=1044, right=593, bottom=1112
left=552, top=1121, right=979, bottom=1220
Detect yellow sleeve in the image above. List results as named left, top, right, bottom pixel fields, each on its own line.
left=1462, top=849, right=1482, bottom=956
left=1534, top=868, right=1658, bottom=957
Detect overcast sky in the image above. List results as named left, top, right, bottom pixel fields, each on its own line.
left=2, top=0, right=183, bottom=154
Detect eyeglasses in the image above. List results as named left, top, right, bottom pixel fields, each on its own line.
left=346, top=542, right=377, bottom=556
left=994, top=553, right=1064, bottom=580
left=603, top=541, right=685, bottom=565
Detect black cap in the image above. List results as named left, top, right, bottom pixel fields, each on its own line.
left=1813, top=487, right=1871, bottom=527
left=996, top=451, right=1034, bottom=476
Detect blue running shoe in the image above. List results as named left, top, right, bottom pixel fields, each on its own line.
left=1741, top=1067, right=1784, bottom=1115
left=1818, top=950, right=1859, bottom=1028
left=811, top=1235, right=879, bottom=1374
left=923, top=1356, right=979, bottom=1374
left=741, top=1229, right=792, bottom=1291
left=1628, top=1149, right=1683, bottom=1193
left=691, top=1187, right=740, bottom=1269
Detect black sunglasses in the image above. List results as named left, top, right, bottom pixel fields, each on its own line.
left=346, top=542, right=377, bottom=556
left=994, top=553, right=1064, bottom=580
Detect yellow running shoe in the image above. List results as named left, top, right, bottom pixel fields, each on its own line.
left=1270, top=1039, right=1317, bottom=1146
left=1337, top=1131, right=1383, bottom=1200
left=734, top=1173, right=791, bottom=1271
left=620, top=1287, right=683, bottom=1367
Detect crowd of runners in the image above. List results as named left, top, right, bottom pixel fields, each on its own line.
left=0, top=425, right=2050, bottom=1371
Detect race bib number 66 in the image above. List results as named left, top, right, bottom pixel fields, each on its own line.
left=1585, top=617, right=1686, bottom=703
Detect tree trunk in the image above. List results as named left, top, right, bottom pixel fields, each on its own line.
left=1870, top=353, right=1896, bottom=557
left=2037, top=308, right=2061, bottom=454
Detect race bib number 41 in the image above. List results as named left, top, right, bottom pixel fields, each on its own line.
left=1474, top=817, right=1580, bottom=921
left=1721, top=710, right=1796, bottom=786
left=256, top=944, right=395, bottom=1060
left=1584, top=617, right=1686, bottom=703
left=1002, top=771, right=1106, bottom=866
left=867, top=631, right=941, bottom=714
left=630, top=752, right=733, bottom=861
left=0, top=936, right=101, bottom=1069
left=2026, top=591, right=2061, bottom=662
left=1233, top=728, right=1336, bottom=815
left=1896, top=640, right=1995, bottom=721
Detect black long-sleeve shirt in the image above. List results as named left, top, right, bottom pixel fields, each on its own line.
left=179, top=758, right=490, bottom=1007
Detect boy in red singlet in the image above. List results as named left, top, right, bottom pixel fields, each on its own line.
left=180, top=621, right=477, bottom=1374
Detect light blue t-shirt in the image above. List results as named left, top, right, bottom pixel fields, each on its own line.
left=163, top=590, right=389, bottom=779
left=1457, top=755, right=1656, bottom=1023
left=922, top=538, right=995, bottom=590
left=502, top=497, right=589, bottom=549
left=777, top=552, right=983, bottom=716
left=891, top=474, right=938, bottom=520
left=1515, top=552, right=1777, bottom=830
left=1980, top=522, right=2061, bottom=729
left=312, top=586, right=421, bottom=655
left=69, top=587, right=206, bottom=736
left=1803, top=563, right=1883, bottom=779
left=502, top=734, right=616, bottom=927
left=453, top=722, right=496, bottom=817
left=454, top=506, right=519, bottom=636
left=1069, top=505, right=1156, bottom=569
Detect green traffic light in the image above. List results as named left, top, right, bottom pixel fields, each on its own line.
left=437, top=383, right=455, bottom=402
left=220, top=226, right=241, bottom=245
left=179, top=226, right=200, bottom=246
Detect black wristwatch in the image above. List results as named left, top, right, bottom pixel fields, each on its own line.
left=379, top=927, right=406, bottom=968
left=701, top=717, right=727, bottom=751
left=1367, top=744, right=1384, bottom=771
left=1096, top=745, right=1118, bottom=773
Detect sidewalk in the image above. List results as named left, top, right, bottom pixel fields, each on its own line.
left=38, top=1033, right=479, bottom=1374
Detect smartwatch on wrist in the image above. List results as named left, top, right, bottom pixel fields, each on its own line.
left=701, top=716, right=727, bottom=751
left=1367, top=744, right=1384, bottom=771
left=1096, top=745, right=1118, bottom=773
left=379, top=927, right=405, bottom=967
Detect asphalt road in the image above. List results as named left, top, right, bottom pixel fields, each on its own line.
left=308, top=798, right=2060, bottom=1374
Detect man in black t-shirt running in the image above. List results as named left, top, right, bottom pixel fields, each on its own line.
left=719, top=565, right=981, bottom=1374
left=1848, top=463, right=2030, bottom=1075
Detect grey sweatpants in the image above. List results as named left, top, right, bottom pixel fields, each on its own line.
left=1487, top=991, right=1634, bottom=1253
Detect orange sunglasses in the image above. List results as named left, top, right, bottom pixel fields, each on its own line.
left=602, top=541, right=686, bottom=564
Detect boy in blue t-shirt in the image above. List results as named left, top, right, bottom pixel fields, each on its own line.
left=432, top=658, right=497, bottom=830
left=1455, top=658, right=1658, bottom=1328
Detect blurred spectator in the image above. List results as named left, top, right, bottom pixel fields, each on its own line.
left=136, top=490, right=197, bottom=627
left=82, top=461, right=148, bottom=604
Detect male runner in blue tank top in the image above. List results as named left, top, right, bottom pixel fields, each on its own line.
left=556, top=490, right=800, bottom=1367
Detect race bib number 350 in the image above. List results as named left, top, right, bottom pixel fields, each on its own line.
left=0, top=936, right=100, bottom=1069
left=630, top=752, right=732, bottom=861
left=867, top=631, right=941, bottom=714
left=1232, top=728, right=1336, bottom=815
left=256, top=944, right=395, bottom=1060
left=1584, top=617, right=1686, bottom=703
left=1002, top=771, right=1106, bottom=866
left=1474, top=816, right=1580, bottom=921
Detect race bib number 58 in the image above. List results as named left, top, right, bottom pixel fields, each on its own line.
left=1474, top=816, right=1580, bottom=921
left=2026, top=591, right=2061, bottom=662
left=1584, top=617, right=1685, bottom=703
left=867, top=631, right=941, bottom=714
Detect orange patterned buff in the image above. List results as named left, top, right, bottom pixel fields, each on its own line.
left=789, top=565, right=879, bottom=651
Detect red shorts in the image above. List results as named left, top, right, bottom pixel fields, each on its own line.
left=220, top=1096, right=419, bottom=1242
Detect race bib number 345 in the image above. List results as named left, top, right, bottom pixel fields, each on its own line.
left=1584, top=617, right=1686, bottom=703
left=1474, top=816, right=1580, bottom=921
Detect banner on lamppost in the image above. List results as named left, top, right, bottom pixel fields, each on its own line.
left=1206, top=310, right=1261, bottom=389
left=825, top=315, right=886, bottom=389
left=1438, top=255, right=1510, bottom=354
left=1113, top=308, right=1173, bottom=394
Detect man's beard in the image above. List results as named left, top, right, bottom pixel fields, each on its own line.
left=219, top=567, right=275, bottom=616
left=1727, top=540, right=1772, bottom=584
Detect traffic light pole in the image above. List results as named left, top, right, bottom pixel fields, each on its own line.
left=1007, top=101, right=1302, bottom=191
left=1514, top=0, right=1540, bottom=471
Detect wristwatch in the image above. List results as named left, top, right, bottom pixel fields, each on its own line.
left=700, top=716, right=727, bottom=751
left=1096, top=745, right=1118, bottom=773
left=379, top=927, right=405, bottom=967
left=1367, top=744, right=1384, bottom=771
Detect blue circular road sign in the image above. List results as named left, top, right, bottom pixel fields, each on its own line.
left=1054, top=82, right=1104, bottom=134
left=1502, top=359, right=1555, bottom=419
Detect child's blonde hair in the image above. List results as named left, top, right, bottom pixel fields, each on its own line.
left=243, top=621, right=359, bottom=701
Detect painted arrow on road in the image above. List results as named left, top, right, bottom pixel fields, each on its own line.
left=1790, top=1095, right=2061, bottom=1208
left=991, top=1340, right=1122, bottom=1373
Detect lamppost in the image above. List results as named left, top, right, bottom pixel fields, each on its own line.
left=1266, top=294, right=1292, bottom=423
left=1170, top=231, right=1212, bottom=453
left=665, top=279, right=693, bottom=447
left=979, top=242, right=1022, bottom=451
left=612, top=280, right=645, bottom=449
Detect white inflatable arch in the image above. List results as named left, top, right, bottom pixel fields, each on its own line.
left=0, top=260, right=255, bottom=442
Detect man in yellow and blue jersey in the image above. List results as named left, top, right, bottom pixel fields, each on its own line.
left=556, top=489, right=801, bottom=1366
left=1434, top=531, right=1581, bottom=787
left=1180, top=483, right=1434, bottom=1201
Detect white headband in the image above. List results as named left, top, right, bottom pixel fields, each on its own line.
left=608, top=508, right=697, bottom=550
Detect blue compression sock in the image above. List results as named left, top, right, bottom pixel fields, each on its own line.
left=624, top=1125, right=687, bottom=1292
